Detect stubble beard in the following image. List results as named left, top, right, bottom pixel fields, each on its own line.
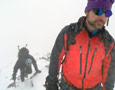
left=87, top=18, right=105, bottom=30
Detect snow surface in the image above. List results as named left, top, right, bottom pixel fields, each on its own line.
left=0, top=53, right=49, bottom=90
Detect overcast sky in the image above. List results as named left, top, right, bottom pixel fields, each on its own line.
left=0, top=0, right=115, bottom=67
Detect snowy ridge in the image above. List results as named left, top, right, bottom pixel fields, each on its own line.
left=0, top=52, right=115, bottom=90
left=0, top=53, right=50, bottom=90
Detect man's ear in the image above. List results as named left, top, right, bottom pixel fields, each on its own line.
left=85, top=12, right=88, bottom=16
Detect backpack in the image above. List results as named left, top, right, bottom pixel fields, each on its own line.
left=25, top=58, right=32, bottom=67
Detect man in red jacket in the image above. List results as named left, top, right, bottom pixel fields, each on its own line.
left=46, top=0, right=115, bottom=90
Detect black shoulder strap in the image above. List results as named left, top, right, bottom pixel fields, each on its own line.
left=66, top=23, right=77, bottom=51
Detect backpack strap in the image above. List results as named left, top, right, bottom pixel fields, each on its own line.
left=66, top=23, right=77, bottom=51
left=58, top=23, right=77, bottom=89
left=66, top=17, right=85, bottom=51
left=58, top=22, right=83, bottom=89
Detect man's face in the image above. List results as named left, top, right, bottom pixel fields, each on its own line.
left=86, top=9, right=108, bottom=30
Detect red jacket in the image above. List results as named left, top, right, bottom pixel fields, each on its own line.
left=59, top=28, right=114, bottom=90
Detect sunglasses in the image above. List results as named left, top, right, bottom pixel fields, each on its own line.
left=93, top=8, right=112, bottom=17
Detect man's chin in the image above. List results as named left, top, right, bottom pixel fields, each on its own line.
left=96, top=24, right=104, bottom=30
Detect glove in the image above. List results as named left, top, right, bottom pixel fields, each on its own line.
left=46, top=83, right=58, bottom=90
left=12, top=73, right=16, bottom=81
left=12, top=75, right=16, bottom=81
left=36, top=69, right=41, bottom=73
left=45, top=76, right=58, bottom=90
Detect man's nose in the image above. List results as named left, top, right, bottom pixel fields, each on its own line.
left=100, top=13, right=107, bottom=19
left=98, top=13, right=107, bottom=21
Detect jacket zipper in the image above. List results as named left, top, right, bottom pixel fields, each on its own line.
left=88, top=48, right=97, bottom=74
left=82, top=38, right=91, bottom=89
left=80, top=46, right=82, bottom=74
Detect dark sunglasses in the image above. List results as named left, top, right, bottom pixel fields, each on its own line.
left=93, top=8, right=112, bottom=17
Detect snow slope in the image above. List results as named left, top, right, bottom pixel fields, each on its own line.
left=0, top=53, right=49, bottom=90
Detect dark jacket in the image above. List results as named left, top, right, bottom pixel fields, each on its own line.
left=12, top=54, right=39, bottom=81
left=46, top=17, right=115, bottom=90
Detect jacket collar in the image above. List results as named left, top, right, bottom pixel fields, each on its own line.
left=77, top=16, right=106, bottom=38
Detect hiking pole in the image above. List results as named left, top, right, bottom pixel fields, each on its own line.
left=13, top=80, right=16, bottom=87
left=57, top=55, right=66, bottom=90
left=25, top=44, right=28, bottom=47
left=18, top=45, right=20, bottom=51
